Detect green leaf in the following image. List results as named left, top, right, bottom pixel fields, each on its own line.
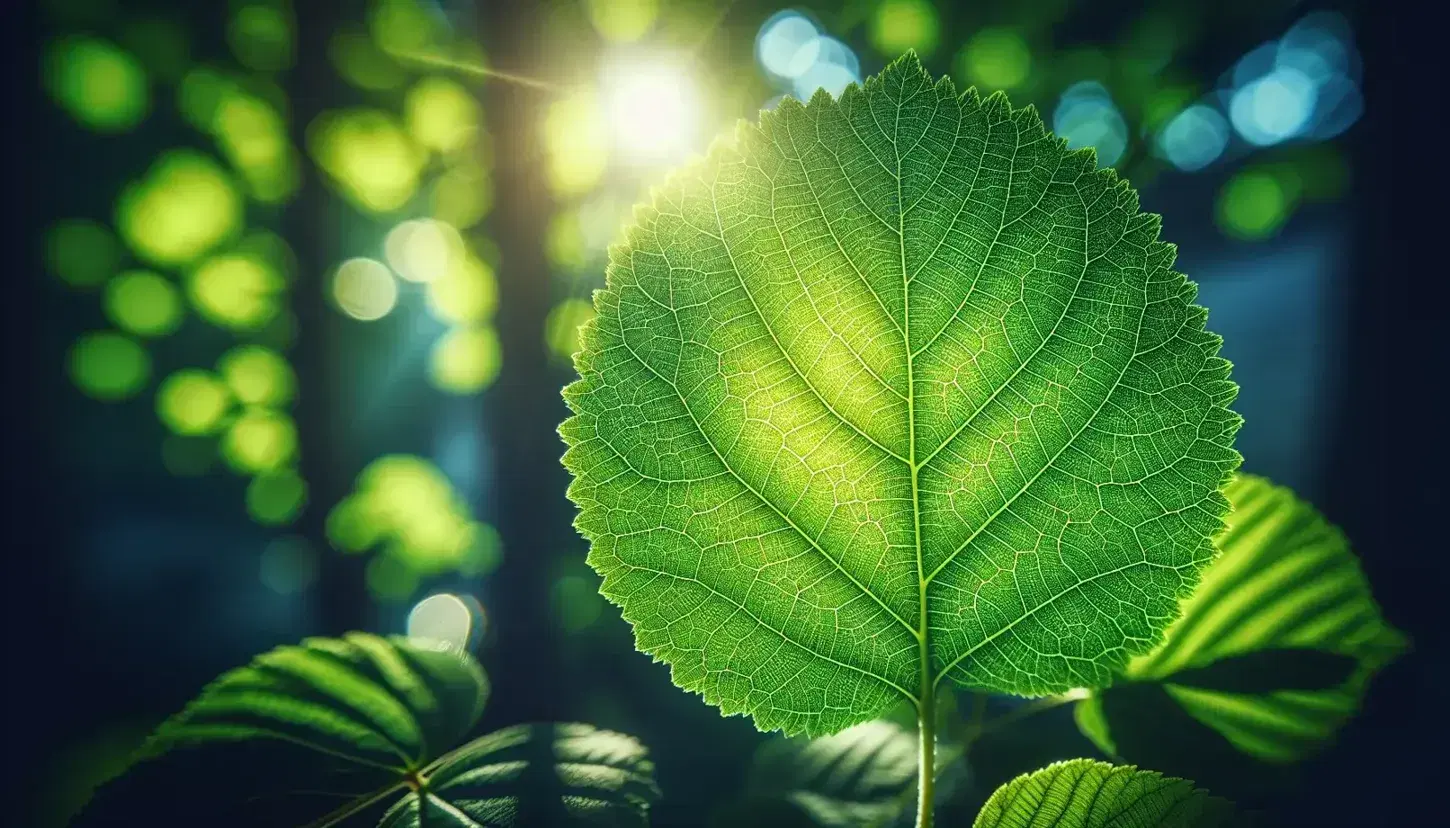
left=80, top=633, right=489, bottom=826
left=377, top=723, right=660, bottom=827
left=142, top=632, right=489, bottom=772
left=744, top=718, right=963, bottom=827
left=1077, top=475, right=1407, bottom=768
left=561, top=52, right=1240, bottom=735
left=973, top=759, right=1235, bottom=828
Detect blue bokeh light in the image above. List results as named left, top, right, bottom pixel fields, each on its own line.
left=1229, top=67, right=1317, bottom=146
left=1158, top=104, right=1229, bottom=172
left=1223, top=11, right=1361, bottom=148
left=756, top=10, right=821, bottom=81
left=1053, top=82, right=1128, bottom=167
left=756, top=11, right=861, bottom=102
left=792, top=37, right=861, bottom=101
left=1306, top=75, right=1363, bottom=140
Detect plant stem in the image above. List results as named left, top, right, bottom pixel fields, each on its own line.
left=917, top=650, right=935, bottom=828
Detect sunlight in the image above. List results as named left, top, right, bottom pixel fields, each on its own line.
left=601, top=56, right=701, bottom=163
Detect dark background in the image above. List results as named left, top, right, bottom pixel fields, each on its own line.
left=11, top=1, right=1445, bottom=826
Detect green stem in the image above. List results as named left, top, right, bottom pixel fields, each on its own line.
left=917, top=644, right=935, bottom=828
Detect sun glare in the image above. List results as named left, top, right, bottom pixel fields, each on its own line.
left=601, top=57, right=701, bottom=164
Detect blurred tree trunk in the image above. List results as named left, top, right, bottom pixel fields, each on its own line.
left=479, top=4, right=568, bottom=724
left=289, top=0, right=367, bottom=635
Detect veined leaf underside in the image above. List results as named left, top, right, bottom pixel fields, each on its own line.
left=562, top=54, right=1241, bottom=736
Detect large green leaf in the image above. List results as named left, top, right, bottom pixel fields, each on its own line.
left=1076, top=475, right=1406, bottom=773
left=973, top=760, right=1234, bottom=828
left=743, top=718, right=965, bottom=827
left=377, top=723, right=660, bottom=827
left=561, top=52, right=1240, bottom=735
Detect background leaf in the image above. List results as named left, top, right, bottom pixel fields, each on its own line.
left=972, top=759, right=1235, bottom=828
left=377, top=723, right=660, bottom=827
left=740, top=717, right=966, bottom=827
left=143, top=632, right=489, bottom=772
left=79, top=633, right=489, bottom=826
left=1076, top=475, right=1406, bottom=788
left=562, top=52, right=1240, bottom=736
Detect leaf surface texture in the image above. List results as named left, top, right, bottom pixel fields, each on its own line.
left=379, top=723, right=659, bottom=827
left=562, top=54, right=1240, bottom=734
left=973, top=759, right=1234, bottom=828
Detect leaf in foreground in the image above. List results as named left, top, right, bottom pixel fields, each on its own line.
left=77, top=633, right=487, bottom=825
left=561, top=52, right=1241, bottom=735
left=77, top=634, right=659, bottom=826
left=973, top=759, right=1234, bottom=828
left=378, top=723, right=659, bottom=827
left=1076, top=475, right=1406, bottom=773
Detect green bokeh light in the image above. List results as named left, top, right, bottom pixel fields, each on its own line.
left=156, top=369, right=231, bottom=435
left=116, top=150, right=242, bottom=267
left=369, top=0, right=442, bottom=58
left=404, top=76, right=480, bottom=154
left=957, top=27, right=1031, bottom=91
left=869, top=0, right=940, bottom=58
left=584, top=0, right=659, bottom=43
left=104, top=271, right=183, bottom=337
left=425, top=253, right=496, bottom=325
left=429, top=161, right=492, bottom=229
left=307, top=109, right=424, bottom=213
left=1217, top=169, right=1297, bottom=241
left=246, top=469, right=308, bottom=526
left=44, top=36, right=149, bottom=132
left=429, top=326, right=501, bottom=394
left=1142, top=84, right=1199, bottom=132
left=222, top=408, right=298, bottom=473
left=328, top=26, right=406, bottom=91
left=213, top=91, right=299, bottom=203
left=177, top=66, right=238, bottom=131
left=545, top=298, right=596, bottom=363
left=45, top=219, right=122, bottom=289
left=544, top=90, right=607, bottom=197
left=234, top=229, right=297, bottom=282
left=545, top=211, right=588, bottom=274
left=327, top=455, right=499, bottom=580
left=552, top=569, right=606, bottom=633
left=188, top=252, right=286, bottom=331
left=385, top=218, right=464, bottom=284
left=218, top=345, right=295, bottom=407
left=69, top=332, right=150, bottom=401
left=332, top=257, right=398, bottom=321
left=227, top=3, right=295, bottom=72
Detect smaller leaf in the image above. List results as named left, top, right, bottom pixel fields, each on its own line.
left=743, top=718, right=965, bottom=828
left=79, top=633, right=490, bottom=826
left=143, top=632, right=488, bottom=772
left=973, top=759, right=1235, bottom=828
left=377, top=723, right=659, bottom=827
left=1161, top=648, right=1358, bottom=695
left=1078, top=475, right=1406, bottom=773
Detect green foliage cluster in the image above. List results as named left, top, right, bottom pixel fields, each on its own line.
left=77, top=56, right=1401, bottom=828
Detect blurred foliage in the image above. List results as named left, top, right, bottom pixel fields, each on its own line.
left=328, top=455, right=503, bottom=602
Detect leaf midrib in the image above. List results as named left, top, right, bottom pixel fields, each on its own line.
left=617, top=75, right=1160, bottom=705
